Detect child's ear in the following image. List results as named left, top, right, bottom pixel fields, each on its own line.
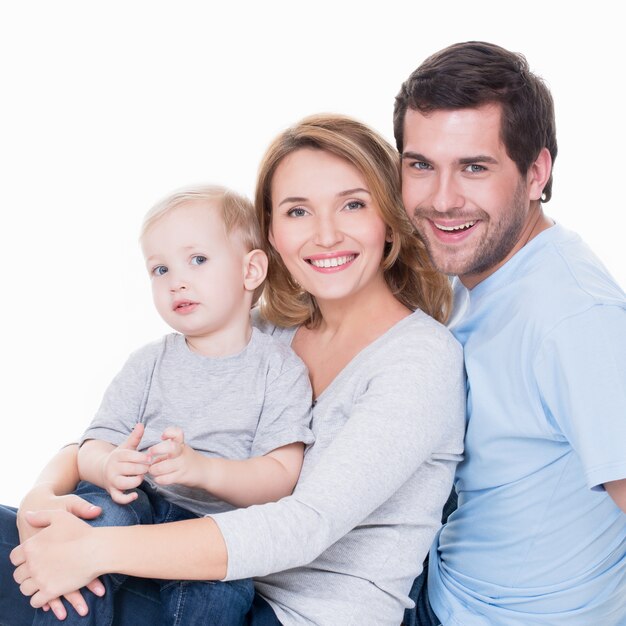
left=243, top=249, right=268, bottom=292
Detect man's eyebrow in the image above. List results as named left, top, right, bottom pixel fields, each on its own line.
left=401, top=151, right=428, bottom=161
left=401, top=151, right=499, bottom=166
left=458, top=155, right=498, bottom=165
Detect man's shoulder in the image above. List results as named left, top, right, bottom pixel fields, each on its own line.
left=517, top=226, right=625, bottom=318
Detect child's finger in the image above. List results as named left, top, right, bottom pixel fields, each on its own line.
left=111, top=473, right=144, bottom=493
left=118, top=423, right=145, bottom=451
left=110, top=487, right=137, bottom=505
left=113, top=461, right=151, bottom=477
left=161, top=426, right=184, bottom=443
left=114, top=449, right=151, bottom=465
left=148, top=439, right=179, bottom=459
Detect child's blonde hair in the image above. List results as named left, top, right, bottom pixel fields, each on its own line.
left=141, top=184, right=261, bottom=251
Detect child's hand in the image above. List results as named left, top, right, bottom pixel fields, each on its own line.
left=102, top=423, right=151, bottom=504
left=148, top=427, right=203, bottom=488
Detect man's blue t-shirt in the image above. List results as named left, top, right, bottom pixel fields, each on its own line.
left=429, top=224, right=626, bottom=625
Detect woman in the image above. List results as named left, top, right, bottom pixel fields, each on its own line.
left=3, top=114, right=465, bottom=625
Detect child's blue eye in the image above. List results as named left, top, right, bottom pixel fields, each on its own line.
left=191, top=255, right=207, bottom=265
left=152, top=265, right=168, bottom=276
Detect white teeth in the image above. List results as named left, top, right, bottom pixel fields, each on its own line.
left=435, top=221, right=476, bottom=232
left=309, top=254, right=355, bottom=268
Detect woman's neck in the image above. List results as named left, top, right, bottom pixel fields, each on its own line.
left=294, top=280, right=410, bottom=400
left=315, top=276, right=407, bottom=334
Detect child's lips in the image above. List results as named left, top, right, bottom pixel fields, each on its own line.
left=173, top=300, right=199, bottom=314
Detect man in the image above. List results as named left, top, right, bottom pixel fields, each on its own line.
left=395, top=41, right=626, bottom=625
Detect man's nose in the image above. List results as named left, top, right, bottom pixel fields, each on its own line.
left=430, top=172, right=464, bottom=213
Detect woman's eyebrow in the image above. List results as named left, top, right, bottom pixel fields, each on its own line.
left=278, top=196, right=308, bottom=207
left=337, top=188, right=370, bottom=197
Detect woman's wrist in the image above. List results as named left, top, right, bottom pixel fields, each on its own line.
left=94, top=518, right=228, bottom=581
left=19, top=482, right=57, bottom=510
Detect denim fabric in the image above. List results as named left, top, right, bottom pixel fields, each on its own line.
left=246, top=594, right=283, bottom=625
left=403, top=555, right=441, bottom=626
left=0, top=484, right=255, bottom=626
left=0, top=505, right=37, bottom=626
left=403, top=488, right=457, bottom=626
left=114, top=580, right=280, bottom=626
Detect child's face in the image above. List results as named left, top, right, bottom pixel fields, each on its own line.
left=142, top=201, right=251, bottom=345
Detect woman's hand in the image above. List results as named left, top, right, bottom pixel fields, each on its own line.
left=16, top=485, right=105, bottom=620
left=11, top=509, right=103, bottom=612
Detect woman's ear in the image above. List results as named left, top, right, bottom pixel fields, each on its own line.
left=528, top=147, right=552, bottom=202
left=243, top=249, right=268, bottom=292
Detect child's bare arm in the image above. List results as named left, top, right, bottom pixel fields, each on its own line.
left=148, top=428, right=304, bottom=507
left=78, top=424, right=152, bottom=504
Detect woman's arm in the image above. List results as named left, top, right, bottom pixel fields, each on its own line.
left=18, top=444, right=94, bottom=542
left=12, top=324, right=464, bottom=604
left=16, top=444, right=106, bottom=620
left=11, top=510, right=227, bottom=608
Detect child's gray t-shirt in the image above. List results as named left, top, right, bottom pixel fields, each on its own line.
left=80, top=327, right=314, bottom=516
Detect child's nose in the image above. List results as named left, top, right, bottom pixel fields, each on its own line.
left=168, top=272, right=188, bottom=292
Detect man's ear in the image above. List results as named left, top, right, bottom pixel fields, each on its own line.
left=528, top=147, right=552, bottom=201
left=243, top=249, right=268, bottom=292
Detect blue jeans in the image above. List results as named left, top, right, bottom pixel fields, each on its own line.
left=402, top=489, right=458, bottom=626
left=113, top=579, right=282, bottom=625
left=0, top=505, right=36, bottom=626
left=0, top=483, right=257, bottom=626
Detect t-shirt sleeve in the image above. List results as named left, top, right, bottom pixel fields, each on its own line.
left=79, top=346, right=155, bottom=448
left=250, top=350, right=314, bottom=457
left=213, top=332, right=465, bottom=580
left=534, top=304, right=626, bottom=489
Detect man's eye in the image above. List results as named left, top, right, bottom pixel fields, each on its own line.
left=191, top=255, right=207, bottom=265
left=287, top=207, right=307, bottom=218
left=412, top=161, right=431, bottom=170
left=466, top=164, right=486, bottom=173
left=152, top=266, right=168, bottom=276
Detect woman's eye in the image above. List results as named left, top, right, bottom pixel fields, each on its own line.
left=345, top=200, right=365, bottom=211
left=152, top=266, right=168, bottom=277
left=191, top=255, right=207, bottom=265
left=287, top=207, right=307, bottom=218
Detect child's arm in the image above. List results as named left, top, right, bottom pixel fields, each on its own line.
left=78, top=424, right=152, bottom=505
left=148, top=427, right=304, bottom=507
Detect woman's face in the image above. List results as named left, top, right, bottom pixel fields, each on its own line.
left=269, top=148, right=389, bottom=305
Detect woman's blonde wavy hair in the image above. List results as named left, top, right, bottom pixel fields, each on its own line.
left=255, top=114, right=451, bottom=328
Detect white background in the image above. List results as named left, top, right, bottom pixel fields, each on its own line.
left=1, top=1, right=624, bottom=504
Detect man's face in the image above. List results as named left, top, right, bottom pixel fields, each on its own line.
left=401, top=104, right=536, bottom=288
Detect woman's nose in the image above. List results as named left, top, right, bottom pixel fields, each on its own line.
left=313, top=214, right=344, bottom=248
